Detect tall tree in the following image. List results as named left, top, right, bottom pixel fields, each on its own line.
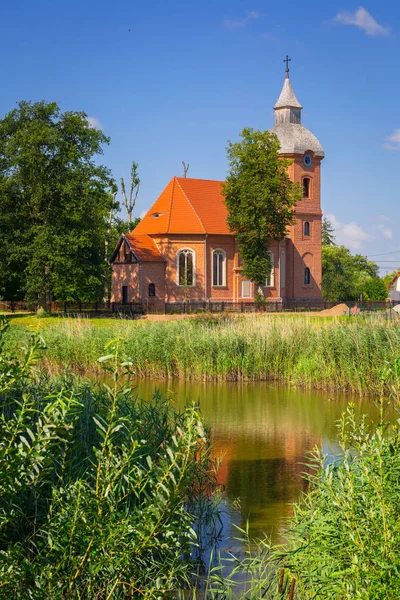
left=222, top=128, right=301, bottom=289
left=120, top=161, right=140, bottom=225
left=322, top=217, right=336, bottom=246
left=0, top=100, right=112, bottom=303
left=322, top=245, right=385, bottom=301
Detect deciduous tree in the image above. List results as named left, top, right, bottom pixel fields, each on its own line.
left=0, top=101, right=112, bottom=303
left=222, top=128, right=301, bottom=290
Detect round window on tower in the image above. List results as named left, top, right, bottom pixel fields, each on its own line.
left=303, top=154, right=312, bottom=167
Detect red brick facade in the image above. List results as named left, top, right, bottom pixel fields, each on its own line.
left=110, top=74, right=323, bottom=304
left=111, top=155, right=323, bottom=304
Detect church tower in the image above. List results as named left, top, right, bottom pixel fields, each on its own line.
left=269, top=58, right=324, bottom=300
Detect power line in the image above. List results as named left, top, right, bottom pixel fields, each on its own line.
left=367, top=251, right=400, bottom=257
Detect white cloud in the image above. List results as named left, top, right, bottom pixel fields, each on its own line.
left=223, top=10, right=260, bottom=30
left=326, top=213, right=372, bottom=250
left=334, top=6, right=389, bottom=37
left=86, top=116, right=104, bottom=130
left=139, top=210, right=147, bottom=219
left=375, top=223, right=393, bottom=239
left=383, top=128, right=400, bottom=150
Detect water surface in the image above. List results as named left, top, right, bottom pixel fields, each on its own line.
left=132, top=379, right=382, bottom=542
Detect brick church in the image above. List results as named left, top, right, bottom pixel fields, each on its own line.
left=111, top=67, right=324, bottom=306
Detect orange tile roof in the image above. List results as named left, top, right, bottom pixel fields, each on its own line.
left=125, top=234, right=165, bottom=262
left=133, top=177, right=230, bottom=235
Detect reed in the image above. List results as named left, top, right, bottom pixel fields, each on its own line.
left=5, top=314, right=400, bottom=395
left=200, top=374, right=400, bottom=599
left=0, top=319, right=218, bottom=598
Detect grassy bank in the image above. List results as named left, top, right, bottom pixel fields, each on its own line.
left=3, top=313, right=400, bottom=395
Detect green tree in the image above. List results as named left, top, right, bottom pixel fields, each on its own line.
left=0, top=100, right=112, bottom=303
left=322, top=245, right=384, bottom=301
left=363, top=276, right=388, bottom=301
left=322, top=217, right=336, bottom=246
left=222, top=128, right=301, bottom=290
left=382, top=270, right=400, bottom=292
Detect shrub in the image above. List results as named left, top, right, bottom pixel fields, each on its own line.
left=0, top=318, right=217, bottom=598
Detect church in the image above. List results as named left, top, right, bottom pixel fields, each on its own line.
left=111, top=65, right=324, bottom=307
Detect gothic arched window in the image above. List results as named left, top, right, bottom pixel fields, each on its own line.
left=303, top=178, right=311, bottom=198
left=304, top=221, right=310, bottom=237
left=266, top=251, right=275, bottom=287
left=148, top=283, right=155, bottom=297
left=177, top=249, right=195, bottom=286
left=281, top=250, right=286, bottom=289
left=304, top=267, right=311, bottom=285
left=212, top=249, right=226, bottom=286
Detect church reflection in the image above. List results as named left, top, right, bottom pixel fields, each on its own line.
left=133, top=378, right=381, bottom=541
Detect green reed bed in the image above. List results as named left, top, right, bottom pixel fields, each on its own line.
left=0, top=321, right=218, bottom=599
left=4, top=314, right=400, bottom=395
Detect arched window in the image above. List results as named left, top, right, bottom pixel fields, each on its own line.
left=304, top=221, right=310, bottom=237
left=177, top=249, right=195, bottom=286
left=281, top=250, right=286, bottom=288
left=304, top=267, right=311, bottom=285
left=303, top=178, right=311, bottom=198
left=212, top=249, right=226, bottom=286
left=148, top=283, right=155, bottom=297
left=266, top=251, right=275, bottom=287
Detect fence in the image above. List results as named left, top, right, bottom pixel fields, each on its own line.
left=1, top=299, right=399, bottom=316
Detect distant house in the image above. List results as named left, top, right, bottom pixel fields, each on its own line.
left=389, top=274, right=400, bottom=302
left=110, top=68, right=324, bottom=306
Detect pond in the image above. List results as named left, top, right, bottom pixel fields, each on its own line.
left=132, top=379, right=382, bottom=544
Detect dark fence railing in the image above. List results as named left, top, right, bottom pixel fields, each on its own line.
left=1, top=299, right=399, bottom=316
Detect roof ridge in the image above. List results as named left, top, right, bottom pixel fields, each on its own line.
left=175, top=178, right=206, bottom=234
left=166, top=177, right=176, bottom=233
left=176, top=177, right=224, bottom=183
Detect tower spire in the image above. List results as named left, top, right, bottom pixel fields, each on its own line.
left=273, top=59, right=302, bottom=125
left=283, top=55, right=291, bottom=78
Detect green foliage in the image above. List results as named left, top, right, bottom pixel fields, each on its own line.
left=363, top=275, right=388, bottom=301
left=322, top=217, right=336, bottom=246
left=383, top=270, right=400, bottom=291
left=4, top=315, right=400, bottom=396
left=0, top=100, right=113, bottom=303
left=223, top=128, right=301, bottom=288
left=201, top=387, right=400, bottom=599
left=284, top=397, right=400, bottom=599
left=322, top=245, right=384, bottom=301
left=0, top=323, right=217, bottom=598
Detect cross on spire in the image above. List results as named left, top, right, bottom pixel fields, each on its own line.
left=283, top=55, right=291, bottom=78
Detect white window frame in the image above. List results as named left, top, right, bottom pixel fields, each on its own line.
left=241, top=280, right=252, bottom=298
left=212, top=248, right=226, bottom=287
left=280, top=250, right=286, bottom=289
left=176, top=248, right=196, bottom=287
left=265, top=251, right=275, bottom=287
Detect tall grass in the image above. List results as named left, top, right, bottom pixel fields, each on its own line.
left=201, top=366, right=400, bottom=599
left=0, top=319, right=218, bottom=598
left=5, top=314, right=400, bottom=395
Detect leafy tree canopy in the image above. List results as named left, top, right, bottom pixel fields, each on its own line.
left=382, top=270, right=400, bottom=291
left=0, top=101, right=113, bottom=302
left=222, top=128, right=301, bottom=288
left=322, top=245, right=387, bottom=301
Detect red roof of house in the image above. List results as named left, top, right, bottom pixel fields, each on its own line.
left=125, top=234, right=165, bottom=262
left=133, top=177, right=230, bottom=235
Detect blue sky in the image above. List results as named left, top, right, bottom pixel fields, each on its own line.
left=1, top=1, right=399, bottom=271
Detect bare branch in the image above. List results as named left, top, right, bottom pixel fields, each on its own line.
left=182, top=161, right=190, bottom=177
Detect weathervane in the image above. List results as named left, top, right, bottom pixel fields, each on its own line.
left=284, top=55, right=291, bottom=78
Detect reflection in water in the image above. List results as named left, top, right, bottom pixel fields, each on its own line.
left=131, top=379, right=382, bottom=542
